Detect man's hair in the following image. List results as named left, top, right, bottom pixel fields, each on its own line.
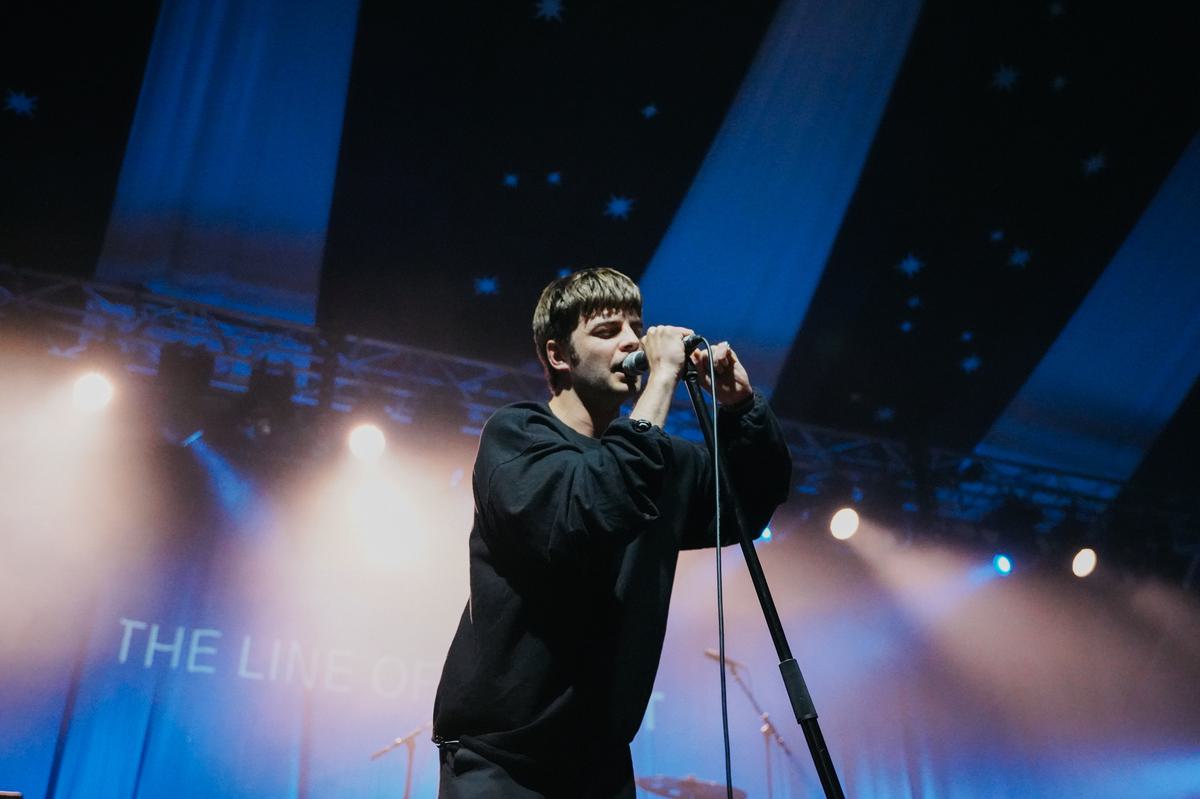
left=532, top=267, right=642, bottom=392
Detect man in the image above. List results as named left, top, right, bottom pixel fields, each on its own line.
left=432, top=268, right=791, bottom=797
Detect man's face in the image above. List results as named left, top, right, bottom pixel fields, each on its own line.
left=563, top=309, right=643, bottom=401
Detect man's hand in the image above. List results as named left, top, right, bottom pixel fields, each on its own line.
left=691, top=341, right=753, bottom=407
left=629, top=325, right=694, bottom=429
left=640, top=325, right=695, bottom=379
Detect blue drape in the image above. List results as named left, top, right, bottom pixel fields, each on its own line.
left=639, top=0, right=922, bottom=393
left=95, top=0, right=360, bottom=324
left=977, top=132, right=1200, bottom=479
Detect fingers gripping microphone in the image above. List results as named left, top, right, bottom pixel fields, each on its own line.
left=621, top=334, right=704, bottom=374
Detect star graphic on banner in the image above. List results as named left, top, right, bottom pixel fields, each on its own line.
left=1051, top=75, right=1068, bottom=91
left=899, top=320, right=914, bottom=333
left=907, top=295, right=921, bottom=309
left=474, top=276, right=500, bottom=295
left=896, top=253, right=924, bottom=278
left=547, top=171, right=562, bottom=185
left=641, top=103, right=659, bottom=119
left=961, top=330, right=974, bottom=343
left=961, top=354, right=982, bottom=374
left=534, top=0, right=563, bottom=21
left=4, top=90, right=36, bottom=117
left=874, top=406, right=896, bottom=423
left=502, top=173, right=519, bottom=187
left=1009, top=248, right=1031, bottom=267
left=991, top=66, right=1018, bottom=91
left=604, top=195, right=635, bottom=219
left=990, top=229, right=1005, bottom=243
left=1082, top=152, right=1106, bottom=175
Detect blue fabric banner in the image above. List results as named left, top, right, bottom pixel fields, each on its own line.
left=95, top=0, right=360, bottom=324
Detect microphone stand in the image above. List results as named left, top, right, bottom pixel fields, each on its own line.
left=682, top=359, right=845, bottom=799
left=370, top=721, right=430, bottom=799
left=724, top=659, right=806, bottom=799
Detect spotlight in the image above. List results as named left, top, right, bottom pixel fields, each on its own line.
left=1071, top=547, right=1097, bottom=578
left=830, top=507, right=859, bottom=540
left=237, top=358, right=296, bottom=441
left=158, top=342, right=215, bottom=442
left=760, top=526, right=773, bottom=542
left=73, top=372, right=115, bottom=412
left=993, top=554, right=1013, bottom=576
left=348, top=423, right=386, bottom=462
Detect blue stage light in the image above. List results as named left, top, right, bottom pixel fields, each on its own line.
left=761, top=526, right=773, bottom=542
left=188, top=437, right=253, bottom=520
left=993, top=554, right=1013, bottom=575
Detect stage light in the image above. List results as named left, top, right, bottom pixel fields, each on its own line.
left=830, top=507, right=859, bottom=540
left=73, top=372, right=114, bottom=412
left=237, top=358, right=297, bottom=442
left=349, top=423, right=386, bottom=462
left=993, top=554, right=1013, bottom=576
left=760, top=526, right=773, bottom=542
left=1072, top=547, right=1097, bottom=578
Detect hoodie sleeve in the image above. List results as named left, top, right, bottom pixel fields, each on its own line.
left=476, top=406, right=675, bottom=567
left=680, top=392, right=793, bottom=551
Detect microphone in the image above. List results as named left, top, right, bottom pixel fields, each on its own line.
left=703, top=648, right=748, bottom=670
left=621, top=334, right=705, bottom=374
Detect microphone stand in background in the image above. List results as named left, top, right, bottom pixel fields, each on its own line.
left=705, top=649, right=806, bottom=799
left=370, top=721, right=430, bottom=799
left=682, top=355, right=846, bottom=799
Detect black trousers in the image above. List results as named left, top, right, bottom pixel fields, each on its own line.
left=437, top=745, right=637, bottom=799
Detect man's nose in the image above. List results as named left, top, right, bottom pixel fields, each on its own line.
left=618, top=326, right=641, bottom=350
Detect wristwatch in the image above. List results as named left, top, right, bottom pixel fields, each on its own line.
left=630, top=418, right=654, bottom=433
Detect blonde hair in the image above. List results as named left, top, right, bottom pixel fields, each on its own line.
left=532, top=268, right=642, bottom=392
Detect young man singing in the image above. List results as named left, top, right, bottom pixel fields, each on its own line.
left=432, top=267, right=792, bottom=797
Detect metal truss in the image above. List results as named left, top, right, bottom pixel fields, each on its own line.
left=0, top=265, right=1144, bottom=532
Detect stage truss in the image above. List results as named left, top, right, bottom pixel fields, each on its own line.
left=3, top=265, right=1195, bottom=560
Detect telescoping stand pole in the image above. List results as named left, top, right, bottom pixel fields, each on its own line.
left=682, top=359, right=846, bottom=799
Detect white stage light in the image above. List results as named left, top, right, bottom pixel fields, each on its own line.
left=830, top=507, right=859, bottom=540
left=1072, top=547, right=1097, bottom=578
left=73, top=372, right=114, bottom=412
left=348, top=423, right=386, bottom=462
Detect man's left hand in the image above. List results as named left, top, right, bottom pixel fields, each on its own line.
left=690, top=341, right=753, bottom=407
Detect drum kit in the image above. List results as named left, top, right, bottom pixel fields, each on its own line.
left=636, top=774, right=748, bottom=799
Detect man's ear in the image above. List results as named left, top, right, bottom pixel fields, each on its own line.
left=545, top=339, right=572, bottom=378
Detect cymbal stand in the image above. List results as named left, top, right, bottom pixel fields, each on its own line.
left=370, top=721, right=430, bottom=799
left=725, top=662, right=804, bottom=799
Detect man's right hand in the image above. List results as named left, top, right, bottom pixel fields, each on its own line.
left=640, top=325, right=695, bottom=379
left=629, top=325, right=694, bottom=429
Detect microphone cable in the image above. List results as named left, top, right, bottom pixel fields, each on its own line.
left=698, top=336, right=735, bottom=799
